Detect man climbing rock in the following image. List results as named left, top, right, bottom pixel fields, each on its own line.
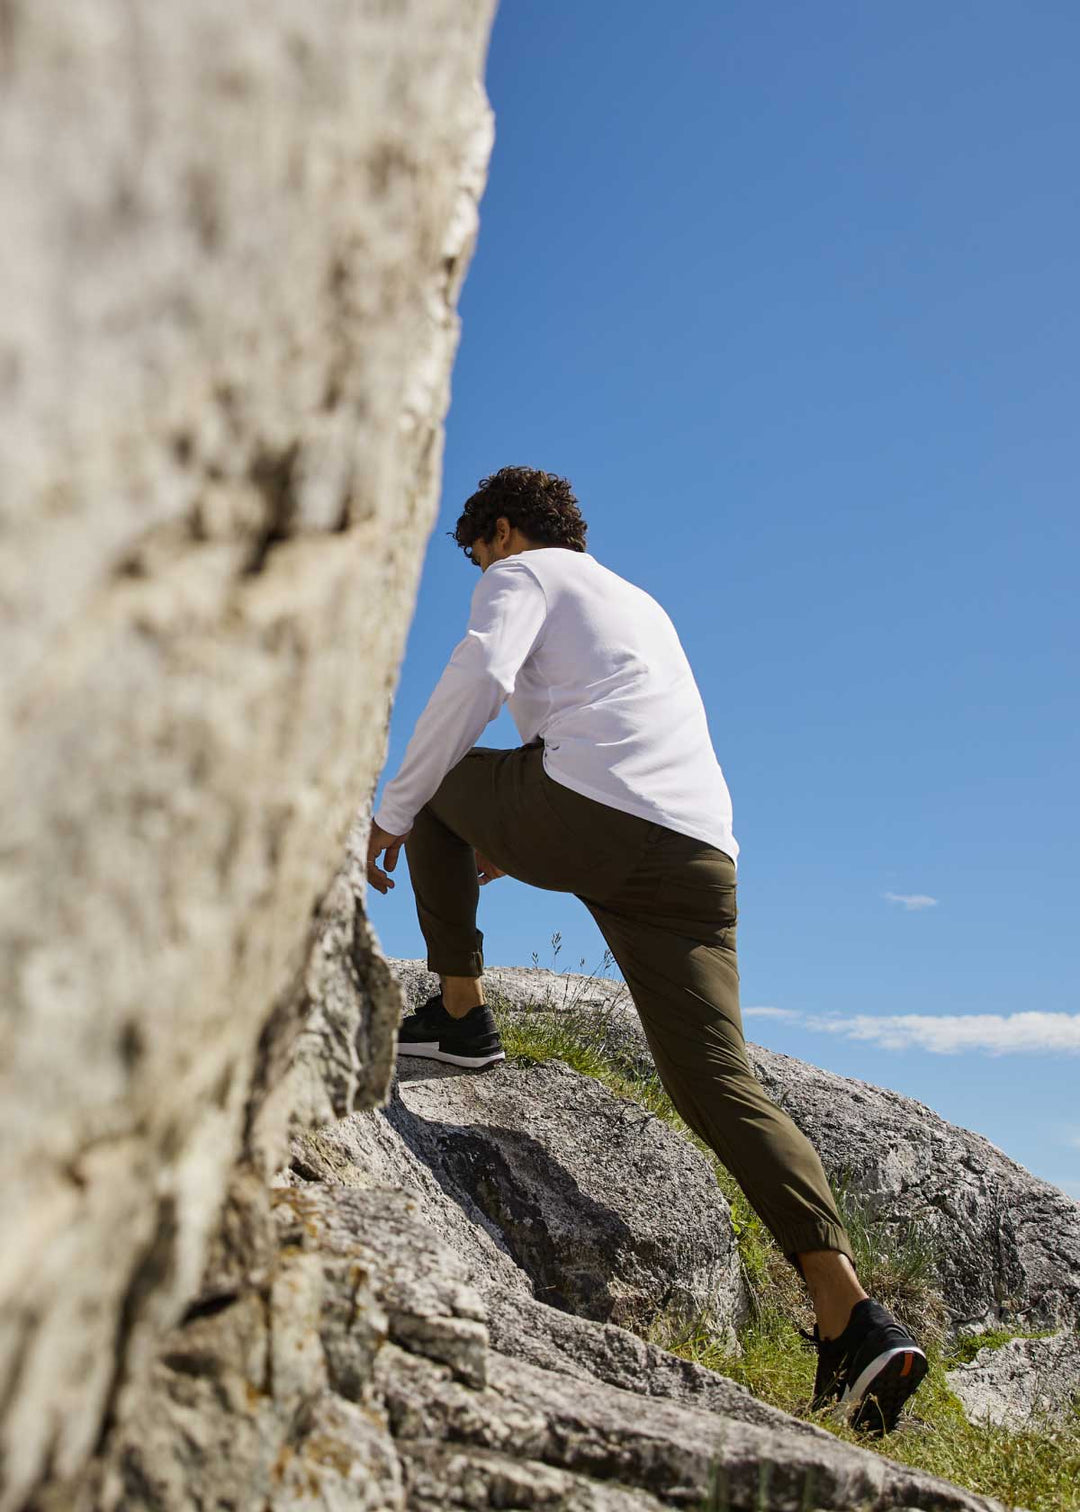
left=366, top=464, right=927, bottom=1434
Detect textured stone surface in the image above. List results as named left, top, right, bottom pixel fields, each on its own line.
left=397, top=1441, right=667, bottom=1511
left=391, top=956, right=632, bottom=1022
left=397, top=1057, right=746, bottom=1334
left=90, top=1181, right=1009, bottom=1512
left=396, top=959, right=1080, bottom=1335
left=248, top=815, right=406, bottom=1162
left=291, top=1085, right=532, bottom=1301
left=297, top=1056, right=747, bottom=1336
left=746, top=1047, right=1080, bottom=1334
left=946, top=1328, right=1080, bottom=1430
left=0, top=4, right=496, bottom=1504
left=377, top=1317, right=1007, bottom=1512
left=81, top=1188, right=412, bottom=1512
left=483, top=1286, right=807, bottom=1431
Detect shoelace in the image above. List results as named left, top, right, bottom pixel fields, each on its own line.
left=799, top=1323, right=852, bottom=1367
left=799, top=1324, right=849, bottom=1401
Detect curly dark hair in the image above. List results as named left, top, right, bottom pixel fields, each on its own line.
left=449, top=466, right=587, bottom=558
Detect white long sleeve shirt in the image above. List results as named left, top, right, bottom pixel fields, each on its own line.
left=373, top=549, right=738, bottom=862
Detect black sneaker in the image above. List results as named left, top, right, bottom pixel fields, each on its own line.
left=803, top=1298, right=927, bottom=1435
left=396, top=993, right=506, bottom=1070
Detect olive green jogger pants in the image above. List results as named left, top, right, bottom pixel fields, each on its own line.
left=403, top=739, right=854, bottom=1269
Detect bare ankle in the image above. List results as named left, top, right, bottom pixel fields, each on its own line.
left=440, top=974, right=485, bottom=1019
left=797, top=1248, right=868, bottom=1341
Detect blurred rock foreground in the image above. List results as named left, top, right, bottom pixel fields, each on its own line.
left=0, top=0, right=496, bottom=1505
left=1, top=5, right=1076, bottom=1511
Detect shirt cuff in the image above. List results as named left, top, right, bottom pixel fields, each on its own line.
left=372, top=803, right=413, bottom=837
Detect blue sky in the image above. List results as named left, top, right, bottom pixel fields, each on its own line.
left=371, top=2, right=1079, bottom=1196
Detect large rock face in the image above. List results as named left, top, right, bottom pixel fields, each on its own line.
left=416, top=960, right=1080, bottom=1337
left=85, top=1182, right=1010, bottom=1512
left=945, top=1329, right=1080, bottom=1430
left=296, top=1057, right=748, bottom=1335
left=396, top=1059, right=745, bottom=1332
left=745, top=1047, right=1080, bottom=1333
left=0, top=4, right=496, bottom=1506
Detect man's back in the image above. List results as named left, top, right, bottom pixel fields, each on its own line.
left=491, top=548, right=738, bottom=861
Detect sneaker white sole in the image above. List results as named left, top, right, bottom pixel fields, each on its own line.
left=396, top=1041, right=506, bottom=1069
left=836, top=1345, right=928, bottom=1426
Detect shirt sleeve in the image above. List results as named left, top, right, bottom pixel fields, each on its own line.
left=372, top=559, right=549, bottom=836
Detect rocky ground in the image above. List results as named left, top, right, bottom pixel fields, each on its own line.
left=945, top=1329, right=1080, bottom=1432
left=70, top=958, right=1080, bottom=1509
left=87, top=1158, right=1012, bottom=1512
left=391, top=959, right=1080, bottom=1439
left=401, top=958, right=1080, bottom=1335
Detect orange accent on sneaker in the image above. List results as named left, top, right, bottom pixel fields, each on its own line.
left=900, top=1353, right=913, bottom=1377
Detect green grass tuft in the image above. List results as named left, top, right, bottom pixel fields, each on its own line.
left=942, top=1325, right=1055, bottom=1370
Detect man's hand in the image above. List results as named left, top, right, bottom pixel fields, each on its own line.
left=367, top=822, right=410, bottom=895
left=476, top=850, right=506, bottom=886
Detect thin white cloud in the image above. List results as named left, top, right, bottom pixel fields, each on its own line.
left=884, top=892, right=938, bottom=911
left=805, top=1011, right=1080, bottom=1056
left=742, top=1006, right=800, bottom=1021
